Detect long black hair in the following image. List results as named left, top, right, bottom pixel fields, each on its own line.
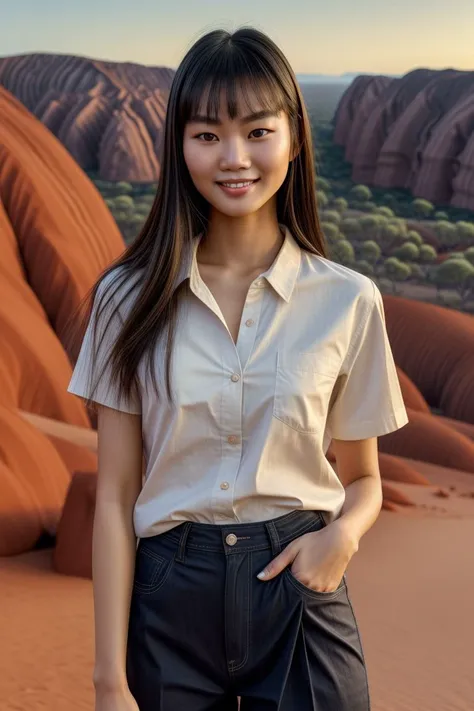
left=68, top=26, right=328, bottom=413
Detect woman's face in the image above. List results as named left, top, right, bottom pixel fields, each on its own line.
left=183, top=87, right=294, bottom=218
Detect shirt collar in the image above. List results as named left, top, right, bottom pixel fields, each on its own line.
left=263, top=224, right=302, bottom=303
left=176, top=223, right=302, bottom=303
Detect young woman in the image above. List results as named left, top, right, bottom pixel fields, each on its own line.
left=67, top=26, right=409, bottom=711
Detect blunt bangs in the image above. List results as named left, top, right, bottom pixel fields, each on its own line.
left=178, top=50, right=293, bottom=128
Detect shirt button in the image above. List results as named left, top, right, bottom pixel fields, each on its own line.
left=245, top=319, right=254, bottom=327
left=225, top=533, right=238, bottom=546
left=227, top=435, right=240, bottom=445
left=220, top=481, right=229, bottom=490
left=255, top=279, right=264, bottom=287
left=230, top=373, right=240, bottom=382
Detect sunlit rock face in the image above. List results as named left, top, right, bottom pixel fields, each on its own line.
left=333, top=69, right=474, bottom=210
left=0, top=53, right=175, bottom=182
left=0, top=86, right=124, bottom=555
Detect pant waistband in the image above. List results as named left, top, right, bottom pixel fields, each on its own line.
left=141, top=510, right=326, bottom=561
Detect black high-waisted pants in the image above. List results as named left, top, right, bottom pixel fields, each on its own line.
left=126, top=509, right=371, bottom=710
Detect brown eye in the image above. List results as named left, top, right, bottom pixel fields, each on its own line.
left=250, top=129, right=271, bottom=138
left=195, top=133, right=216, bottom=142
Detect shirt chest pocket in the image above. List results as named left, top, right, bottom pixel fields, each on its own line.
left=273, top=351, right=340, bottom=435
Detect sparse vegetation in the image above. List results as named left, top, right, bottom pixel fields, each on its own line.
left=86, top=84, right=474, bottom=314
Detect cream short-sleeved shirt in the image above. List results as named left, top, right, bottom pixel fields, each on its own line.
left=67, top=224, right=409, bottom=537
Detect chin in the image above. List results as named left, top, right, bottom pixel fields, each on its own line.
left=214, top=203, right=264, bottom=218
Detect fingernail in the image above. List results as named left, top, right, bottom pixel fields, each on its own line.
left=257, top=570, right=267, bottom=579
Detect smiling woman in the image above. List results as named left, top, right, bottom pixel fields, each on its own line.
left=183, top=97, right=295, bottom=214
left=66, top=25, right=408, bottom=711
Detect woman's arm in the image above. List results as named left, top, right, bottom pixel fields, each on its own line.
left=329, top=436, right=383, bottom=547
left=92, top=404, right=143, bottom=693
left=256, top=437, right=382, bottom=588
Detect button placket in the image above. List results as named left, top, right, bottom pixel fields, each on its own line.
left=210, top=347, right=242, bottom=522
left=235, top=283, right=264, bottom=371
left=210, top=284, right=263, bottom=524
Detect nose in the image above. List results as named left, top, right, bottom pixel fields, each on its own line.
left=219, top=137, right=251, bottom=171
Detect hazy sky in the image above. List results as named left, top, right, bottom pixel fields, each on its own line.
left=3, top=0, right=474, bottom=75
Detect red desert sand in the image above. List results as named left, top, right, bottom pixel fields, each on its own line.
left=2, top=490, right=474, bottom=711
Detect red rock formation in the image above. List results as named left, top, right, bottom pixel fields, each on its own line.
left=0, top=406, right=72, bottom=556
left=381, top=499, right=400, bottom=512
left=396, top=367, right=430, bottom=414
left=98, top=95, right=160, bottom=181
left=53, top=472, right=96, bottom=579
left=339, top=76, right=394, bottom=164
left=377, top=453, right=431, bottom=486
left=435, top=414, right=474, bottom=441
left=381, top=294, right=474, bottom=425
left=334, top=69, right=474, bottom=211
left=0, top=53, right=174, bottom=182
left=451, top=122, right=474, bottom=209
left=411, top=91, right=474, bottom=206
left=333, top=75, right=394, bottom=147
left=381, top=481, right=416, bottom=507
left=0, top=86, right=125, bottom=555
left=378, top=408, right=474, bottom=473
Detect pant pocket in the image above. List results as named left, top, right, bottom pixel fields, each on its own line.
left=133, top=541, right=174, bottom=595
left=284, top=567, right=346, bottom=600
left=282, top=511, right=346, bottom=600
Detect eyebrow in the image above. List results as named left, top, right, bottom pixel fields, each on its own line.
left=187, top=109, right=279, bottom=126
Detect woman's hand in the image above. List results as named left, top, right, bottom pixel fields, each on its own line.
left=257, top=520, right=359, bottom=593
left=95, top=687, right=140, bottom=711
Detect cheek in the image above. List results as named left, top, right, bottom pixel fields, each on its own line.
left=260, top=135, right=292, bottom=172
left=183, top=140, right=208, bottom=180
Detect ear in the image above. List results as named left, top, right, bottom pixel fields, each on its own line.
left=289, top=113, right=303, bottom=163
left=289, top=137, right=302, bottom=163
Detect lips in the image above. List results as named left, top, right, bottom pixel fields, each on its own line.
left=216, top=179, right=259, bottom=186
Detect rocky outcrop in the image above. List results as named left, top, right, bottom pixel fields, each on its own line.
left=377, top=408, right=474, bottom=473
left=0, top=86, right=124, bottom=555
left=333, top=69, right=474, bottom=211
left=0, top=53, right=174, bottom=182
left=333, top=74, right=395, bottom=163
left=382, top=294, right=474, bottom=425
left=396, top=367, right=431, bottom=414
left=53, top=472, right=96, bottom=578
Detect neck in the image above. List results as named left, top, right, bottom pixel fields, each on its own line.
left=197, top=211, right=284, bottom=274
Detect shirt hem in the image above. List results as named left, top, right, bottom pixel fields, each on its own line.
left=330, top=408, right=409, bottom=440
left=67, top=384, right=142, bottom=415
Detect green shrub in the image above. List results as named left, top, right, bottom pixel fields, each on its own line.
left=412, top=198, right=434, bottom=218
left=332, top=197, right=348, bottom=213
left=349, top=184, right=372, bottom=202
left=316, top=190, right=329, bottom=208
left=116, top=181, right=134, bottom=194
left=113, top=195, right=135, bottom=210
left=320, top=210, right=341, bottom=224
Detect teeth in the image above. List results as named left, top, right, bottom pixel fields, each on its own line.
left=221, top=181, right=254, bottom=188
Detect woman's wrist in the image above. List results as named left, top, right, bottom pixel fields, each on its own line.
left=329, top=517, right=360, bottom=557
left=93, top=668, right=128, bottom=693
left=331, top=474, right=383, bottom=552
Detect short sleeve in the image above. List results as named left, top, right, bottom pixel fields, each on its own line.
left=67, top=274, right=142, bottom=414
left=327, top=280, right=409, bottom=440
